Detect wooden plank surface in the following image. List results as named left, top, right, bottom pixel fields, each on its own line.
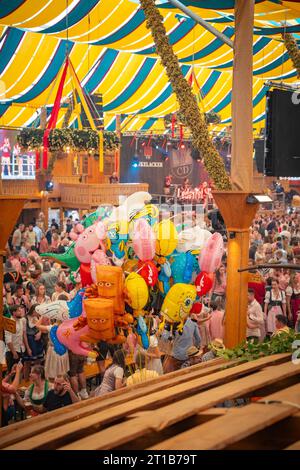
left=1, top=354, right=292, bottom=450
left=0, top=358, right=229, bottom=449
left=150, top=384, right=300, bottom=450
left=285, top=441, right=300, bottom=450
left=57, top=361, right=300, bottom=451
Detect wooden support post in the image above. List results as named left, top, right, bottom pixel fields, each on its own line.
left=41, top=192, right=49, bottom=230
left=213, top=192, right=259, bottom=348
left=0, top=196, right=27, bottom=426
left=212, top=1, right=256, bottom=348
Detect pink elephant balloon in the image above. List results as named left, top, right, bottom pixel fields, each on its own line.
left=199, top=232, right=224, bottom=273
left=56, top=318, right=96, bottom=357
left=74, top=222, right=106, bottom=264
left=132, top=219, right=156, bottom=262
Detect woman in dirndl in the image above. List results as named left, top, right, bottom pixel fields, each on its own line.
left=264, top=279, right=287, bottom=335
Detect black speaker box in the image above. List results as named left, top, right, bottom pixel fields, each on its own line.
left=254, top=139, right=265, bottom=173
left=265, top=88, right=300, bottom=177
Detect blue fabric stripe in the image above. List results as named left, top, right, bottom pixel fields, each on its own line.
left=253, top=86, right=267, bottom=107
left=179, top=27, right=234, bottom=62
left=14, top=41, right=73, bottom=103
left=106, top=117, right=116, bottom=132
left=85, top=49, right=119, bottom=93
left=254, top=24, right=300, bottom=36
left=141, top=117, right=157, bottom=130
left=0, top=0, right=25, bottom=19
left=138, top=65, right=190, bottom=114
left=253, top=52, right=290, bottom=75
left=104, top=58, right=156, bottom=111
left=0, top=103, right=10, bottom=117
left=41, top=0, right=99, bottom=34
left=0, top=28, right=25, bottom=75
left=212, top=91, right=232, bottom=112
left=92, top=10, right=145, bottom=46
left=136, top=17, right=196, bottom=55
left=201, top=71, right=221, bottom=98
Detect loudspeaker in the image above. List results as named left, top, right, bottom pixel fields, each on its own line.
left=254, top=139, right=265, bottom=173
left=265, top=88, right=300, bottom=177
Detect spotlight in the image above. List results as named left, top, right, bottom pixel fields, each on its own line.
left=132, top=155, right=139, bottom=168
left=45, top=181, right=54, bottom=192
left=180, top=143, right=185, bottom=149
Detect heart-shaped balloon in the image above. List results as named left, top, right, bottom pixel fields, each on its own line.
left=195, top=271, right=213, bottom=297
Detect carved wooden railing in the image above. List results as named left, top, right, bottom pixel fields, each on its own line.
left=59, top=183, right=149, bottom=208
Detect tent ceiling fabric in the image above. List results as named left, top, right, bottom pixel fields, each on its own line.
left=0, top=0, right=299, bottom=132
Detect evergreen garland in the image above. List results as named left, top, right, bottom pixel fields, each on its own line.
left=17, top=128, right=119, bottom=152
left=282, top=32, right=300, bottom=78
left=140, top=0, right=231, bottom=190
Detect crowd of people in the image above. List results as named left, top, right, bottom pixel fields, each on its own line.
left=1, top=203, right=299, bottom=426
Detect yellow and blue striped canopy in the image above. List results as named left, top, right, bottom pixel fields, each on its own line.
left=0, top=0, right=299, bottom=133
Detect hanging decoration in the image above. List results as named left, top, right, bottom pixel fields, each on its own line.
left=282, top=32, right=300, bottom=78
left=140, top=0, right=231, bottom=190
left=42, top=57, right=70, bottom=170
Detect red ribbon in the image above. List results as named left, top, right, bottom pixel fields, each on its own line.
left=42, top=57, right=69, bottom=170
left=180, top=124, right=184, bottom=145
left=35, top=149, right=40, bottom=170
left=171, top=114, right=176, bottom=138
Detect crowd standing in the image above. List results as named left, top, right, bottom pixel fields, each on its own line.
left=1, top=197, right=299, bottom=425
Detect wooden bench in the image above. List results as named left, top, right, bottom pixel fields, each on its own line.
left=1, top=353, right=299, bottom=450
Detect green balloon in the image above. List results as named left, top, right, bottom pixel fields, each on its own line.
left=40, top=242, right=80, bottom=272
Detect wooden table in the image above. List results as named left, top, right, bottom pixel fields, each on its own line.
left=0, top=353, right=299, bottom=450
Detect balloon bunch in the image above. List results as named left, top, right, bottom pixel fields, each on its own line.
left=39, top=191, right=224, bottom=356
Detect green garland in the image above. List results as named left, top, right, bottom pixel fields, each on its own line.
left=282, top=32, right=300, bottom=78
left=140, top=0, right=231, bottom=190
left=217, top=330, right=300, bottom=363
left=17, top=128, right=119, bottom=153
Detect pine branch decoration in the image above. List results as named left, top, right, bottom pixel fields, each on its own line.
left=140, top=0, right=231, bottom=190
left=282, top=31, right=300, bottom=78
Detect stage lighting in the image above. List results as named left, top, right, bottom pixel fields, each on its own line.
left=180, top=143, right=185, bottom=149
left=132, top=155, right=139, bottom=168
left=45, top=180, right=54, bottom=191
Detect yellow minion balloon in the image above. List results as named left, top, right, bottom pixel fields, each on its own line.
left=155, top=220, right=178, bottom=257
left=125, top=272, right=149, bottom=315
left=160, top=283, right=197, bottom=333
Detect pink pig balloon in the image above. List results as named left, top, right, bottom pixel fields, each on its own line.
left=74, top=222, right=106, bottom=264
left=56, top=318, right=96, bottom=357
left=199, top=232, right=224, bottom=273
left=132, top=219, right=156, bottom=262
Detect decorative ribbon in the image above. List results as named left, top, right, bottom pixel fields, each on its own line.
left=42, top=57, right=69, bottom=170
left=99, top=130, right=104, bottom=173
left=171, top=114, right=176, bottom=138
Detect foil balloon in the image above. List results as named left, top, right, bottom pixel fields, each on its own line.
left=125, top=272, right=149, bottom=313
left=155, top=220, right=178, bottom=257
left=199, top=232, right=224, bottom=273
left=41, top=242, right=80, bottom=272
left=195, top=272, right=213, bottom=297
left=160, top=283, right=197, bottom=333
left=132, top=219, right=156, bottom=262
left=50, top=320, right=97, bottom=358
left=177, top=227, right=212, bottom=253
left=138, top=260, right=158, bottom=287
left=90, top=249, right=111, bottom=283
left=80, top=263, right=93, bottom=287
left=136, top=315, right=149, bottom=349
left=74, top=222, right=106, bottom=264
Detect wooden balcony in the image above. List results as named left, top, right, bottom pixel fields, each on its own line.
left=1, top=179, right=149, bottom=210
left=59, top=183, right=149, bottom=209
